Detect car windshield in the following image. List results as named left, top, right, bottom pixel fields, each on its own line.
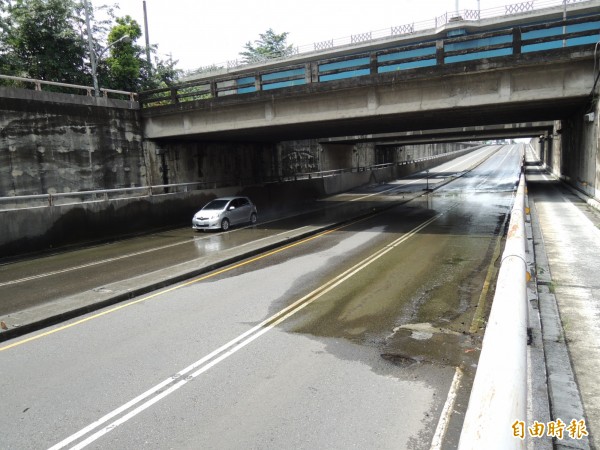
left=202, top=200, right=229, bottom=210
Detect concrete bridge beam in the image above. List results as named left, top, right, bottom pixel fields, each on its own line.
left=143, top=58, right=594, bottom=142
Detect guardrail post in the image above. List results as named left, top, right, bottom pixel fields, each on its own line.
left=512, top=27, right=522, bottom=55
left=48, top=194, right=53, bottom=207
left=305, top=62, right=319, bottom=84
left=210, top=80, right=217, bottom=98
left=369, top=53, right=378, bottom=75
left=436, top=39, right=445, bottom=65
left=254, top=73, right=263, bottom=92
left=170, top=87, right=179, bottom=104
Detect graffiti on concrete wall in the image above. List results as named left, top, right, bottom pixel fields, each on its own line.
left=281, top=148, right=319, bottom=177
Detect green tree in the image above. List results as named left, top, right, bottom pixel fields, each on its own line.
left=239, top=28, right=293, bottom=64
left=104, top=16, right=182, bottom=92
left=4, top=0, right=88, bottom=84
left=0, top=1, right=13, bottom=72
left=152, top=53, right=182, bottom=87
left=104, top=15, right=142, bottom=91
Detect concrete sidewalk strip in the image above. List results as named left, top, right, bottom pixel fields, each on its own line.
left=526, top=151, right=594, bottom=450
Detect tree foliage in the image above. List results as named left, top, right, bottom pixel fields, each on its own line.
left=105, top=15, right=142, bottom=91
left=239, top=28, right=293, bottom=64
left=2, top=0, right=87, bottom=84
left=0, top=1, right=12, bottom=71
left=0, top=0, right=181, bottom=92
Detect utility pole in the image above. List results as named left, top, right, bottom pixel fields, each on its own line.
left=143, top=1, right=152, bottom=74
left=83, top=0, right=99, bottom=96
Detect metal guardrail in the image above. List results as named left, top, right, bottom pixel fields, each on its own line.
left=186, top=0, right=591, bottom=76
left=0, top=74, right=137, bottom=101
left=0, top=182, right=217, bottom=209
left=458, top=170, right=529, bottom=449
left=140, top=10, right=600, bottom=108
left=293, top=152, right=471, bottom=180
left=294, top=162, right=397, bottom=180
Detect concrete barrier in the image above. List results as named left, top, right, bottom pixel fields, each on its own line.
left=0, top=180, right=329, bottom=258
left=458, top=173, right=528, bottom=450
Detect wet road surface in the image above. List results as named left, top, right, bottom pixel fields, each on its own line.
left=0, top=146, right=502, bottom=316
left=0, top=144, right=522, bottom=449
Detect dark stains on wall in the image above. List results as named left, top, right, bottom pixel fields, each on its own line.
left=145, top=140, right=278, bottom=186
left=0, top=92, right=146, bottom=196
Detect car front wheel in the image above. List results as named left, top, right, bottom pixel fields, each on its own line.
left=250, top=212, right=257, bottom=224
left=221, top=218, right=230, bottom=231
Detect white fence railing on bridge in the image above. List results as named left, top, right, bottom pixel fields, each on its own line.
left=0, top=74, right=137, bottom=101
left=188, top=0, right=592, bottom=76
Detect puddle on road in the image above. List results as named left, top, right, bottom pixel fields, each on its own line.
left=283, top=198, right=506, bottom=376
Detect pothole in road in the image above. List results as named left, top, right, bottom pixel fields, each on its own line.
left=382, top=323, right=481, bottom=369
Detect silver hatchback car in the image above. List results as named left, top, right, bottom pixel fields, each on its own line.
left=192, top=196, right=258, bottom=231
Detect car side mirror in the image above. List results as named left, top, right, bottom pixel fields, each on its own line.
left=228, top=206, right=236, bottom=210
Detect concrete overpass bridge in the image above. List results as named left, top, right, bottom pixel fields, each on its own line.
left=140, top=1, right=600, bottom=143
left=318, top=122, right=555, bottom=146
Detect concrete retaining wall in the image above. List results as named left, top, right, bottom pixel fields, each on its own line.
left=0, top=87, right=146, bottom=197
left=0, top=146, right=477, bottom=258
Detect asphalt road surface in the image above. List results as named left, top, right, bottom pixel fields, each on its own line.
left=0, top=144, right=523, bottom=449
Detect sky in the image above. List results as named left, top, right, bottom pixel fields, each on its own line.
left=99, top=0, right=535, bottom=72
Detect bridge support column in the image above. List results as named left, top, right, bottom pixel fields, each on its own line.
left=533, top=102, right=600, bottom=202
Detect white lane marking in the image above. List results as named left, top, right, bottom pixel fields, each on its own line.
left=430, top=367, right=463, bottom=450
left=49, top=210, right=450, bottom=450
left=0, top=227, right=306, bottom=288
